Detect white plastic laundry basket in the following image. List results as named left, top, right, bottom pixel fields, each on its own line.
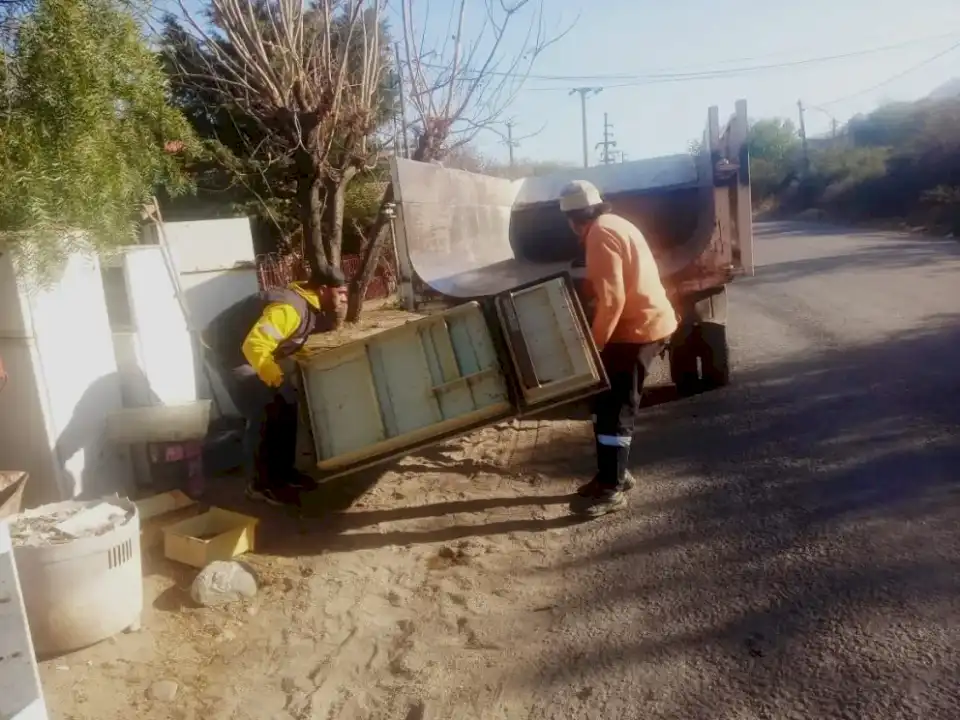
left=12, top=498, right=142, bottom=657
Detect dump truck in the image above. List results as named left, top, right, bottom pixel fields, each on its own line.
left=296, top=101, right=752, bottom=478
left=388, top=100, right=753, bottom=396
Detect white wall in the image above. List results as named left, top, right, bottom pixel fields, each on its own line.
left=161, top=217, right=258, bottom=273
left=122, top=246, right=197, bottom=406
left=0, top=250, right=132, bottom=506
left=159, top=218, right=259, bottom=417
left=0, top=256, right=56, bottom=503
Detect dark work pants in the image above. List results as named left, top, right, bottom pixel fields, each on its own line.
left=216, top=363, right=299, bottom=490
left=592, top=340, right=668, bottom=489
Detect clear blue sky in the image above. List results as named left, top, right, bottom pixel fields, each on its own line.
left=408, top=0, right=960, bottom=166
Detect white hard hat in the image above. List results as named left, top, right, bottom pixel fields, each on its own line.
left=559, top=180, right=603, bottom=213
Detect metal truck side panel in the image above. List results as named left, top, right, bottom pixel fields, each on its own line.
left=391, top=101, right=752, bottom=309
left=298, top=276, right=606, bottom=479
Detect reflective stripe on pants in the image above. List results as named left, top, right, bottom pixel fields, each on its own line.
left=592, top=340, right=667, bottom=486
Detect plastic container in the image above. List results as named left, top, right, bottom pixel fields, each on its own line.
left=12, top=498, right=142, bottom=657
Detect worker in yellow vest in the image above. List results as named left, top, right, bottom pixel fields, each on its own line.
left=202, top=265, right=345, bottom=505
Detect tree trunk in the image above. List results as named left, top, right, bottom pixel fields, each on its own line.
left=295, top=151, right=327, bottom=279
left=346, top=184, right=395, bottom=323
left=321, top=166, right=359, bottom=272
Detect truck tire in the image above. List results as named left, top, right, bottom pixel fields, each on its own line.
left=669, top=287, right=730, bottom=396
left=669, top=326, right=701, bottom=397
left=698, top=321, right=730, bottom=389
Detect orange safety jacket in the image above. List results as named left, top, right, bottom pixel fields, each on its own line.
left=583, top=213, right=679, bottom=351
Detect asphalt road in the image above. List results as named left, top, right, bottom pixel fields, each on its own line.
left=526, top=222, right=960, bottom=720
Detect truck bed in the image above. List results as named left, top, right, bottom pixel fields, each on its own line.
left=390, top=152, right=706, bottom=300
left=390, top=101, right=752, bottom=309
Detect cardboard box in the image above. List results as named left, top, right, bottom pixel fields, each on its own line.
left=162, top=507, right=259, bottom=568
left=135, top=490, right=202, bottom=550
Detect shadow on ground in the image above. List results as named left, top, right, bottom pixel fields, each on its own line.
left=520, top=314, right=960, bottom=718
left=248, top=379, right=690, bottom=557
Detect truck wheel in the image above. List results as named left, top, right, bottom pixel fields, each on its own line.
left=669, top=287, right=730, bottom=396
left=698, top=321, right=730, bottom=389
left=669, top=327, right=702, bottom=397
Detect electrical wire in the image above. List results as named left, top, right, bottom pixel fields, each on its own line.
left=417, top=30, right=960, bottom=86
left=528, top=36, right=960, bottom=92
left=818, top=40, right=960, bottom=107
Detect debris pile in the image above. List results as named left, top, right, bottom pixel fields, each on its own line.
left=10, top=499, right=134, bottom=547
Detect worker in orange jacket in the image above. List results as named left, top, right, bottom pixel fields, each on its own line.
left=559, top=180, right=679, bottom=517
left=202, top=265, right=346, bottom=505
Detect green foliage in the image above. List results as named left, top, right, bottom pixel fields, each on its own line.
left=344, top=178, right=387, bottom=225
left=747, top=118, right=800, bottom=201
left=753, top=91, right=960, bottom=231
left=810, top=145, right=889, bottom=182
left=748, top=118, right=800, bottom=166
left=0, top=0, right=194, bottom=279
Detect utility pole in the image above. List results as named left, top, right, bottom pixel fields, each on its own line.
left=570, top=87, right=602, bottom=168
left=504, top=120, right=519, bottom=169
left=395, top=43, right=409, bottom=159
left=797, top=99, right=810, bottom=177
left=595, top=113, right=617, bottom=164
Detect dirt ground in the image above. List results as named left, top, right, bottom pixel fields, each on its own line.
left=37, top=307, right=610, bottom=720
left=39, top=417, right=596, bottom=720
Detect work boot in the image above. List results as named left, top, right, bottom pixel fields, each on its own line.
left=577, top=470, right=637, bottom=497
left=573, top=488, right=627, bottom=518
left=286, top=471, right=319, bottom=491
left=245, top=483, right=300, bottom=507
left=578, top=441, right=634, bottom=496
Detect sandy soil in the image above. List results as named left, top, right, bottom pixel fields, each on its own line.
left=38, top=416, right=595, bottom=720
left=37, top=307, right=605, bottom=720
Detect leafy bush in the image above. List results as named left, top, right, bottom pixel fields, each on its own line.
left=746, top=118, right=801, bottom=202
left=751, top=91, right=960, bottom=231
left=0, top=0, right=194, bottom=281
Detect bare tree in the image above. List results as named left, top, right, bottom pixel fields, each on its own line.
left=167, top=0, right=390, bottom=278
left=346, top=0, right=570, bottom=321
left=399, top=0, right=568, bottom=161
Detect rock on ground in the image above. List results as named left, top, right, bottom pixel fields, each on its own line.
left=190, top=560, right=258, bottom=607
left=150, top=680, right=179, bottom=702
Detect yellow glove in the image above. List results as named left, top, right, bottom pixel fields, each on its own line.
left=259, top=362, right=284, bottom=388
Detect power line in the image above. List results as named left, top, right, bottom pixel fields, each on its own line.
left=417, top=30, right=960, bottom=86
left=818, top=41, right=960, bottom=107
left=527, top=35, right=960, bottom=91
